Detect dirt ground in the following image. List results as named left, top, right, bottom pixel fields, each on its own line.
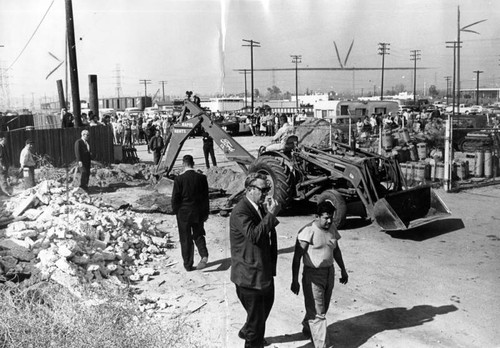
left=127, top=135, right=500, bottom=348
left=4, top=135, right=498, bottom=347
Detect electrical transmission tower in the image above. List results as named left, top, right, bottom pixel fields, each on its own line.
left=0, top=61, right=11, bottom=109
left=378, top=43, right=390, bottom=100
left=114, top=64, right=122, bottom=98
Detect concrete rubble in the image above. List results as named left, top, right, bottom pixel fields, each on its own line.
left=0, top=179, right=176, bottom=296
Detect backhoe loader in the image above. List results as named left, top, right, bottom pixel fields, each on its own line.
left=156, top=98, right=451, bottom=231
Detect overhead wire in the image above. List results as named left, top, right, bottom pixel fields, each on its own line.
left=7, top=0, right=55, bottom=71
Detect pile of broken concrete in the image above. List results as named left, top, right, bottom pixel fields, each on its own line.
left=0, top=180, right=175, bottom=295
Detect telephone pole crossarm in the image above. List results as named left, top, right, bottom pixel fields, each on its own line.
left=242, top=39, right=261, bottom=111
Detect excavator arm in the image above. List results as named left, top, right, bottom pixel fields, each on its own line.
left=156, top=99, right=255, bottom=177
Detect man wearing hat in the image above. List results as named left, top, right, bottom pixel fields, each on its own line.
left=19, top=139, right=36, bottom=189
left=0, top=134, right=11, bottom=196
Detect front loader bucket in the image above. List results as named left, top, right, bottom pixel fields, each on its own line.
left=373, top=185, right=451, bottom=231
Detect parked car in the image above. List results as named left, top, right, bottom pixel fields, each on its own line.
left=469, top=105, right=483, bottom=114
left=124, top=107, right=142, bottom=119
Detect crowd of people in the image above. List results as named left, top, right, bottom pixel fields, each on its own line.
left=110, top=113, right=173, bottom=150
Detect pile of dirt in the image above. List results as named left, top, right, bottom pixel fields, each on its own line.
left=0, top=180, right=176, bottom=295
left=295, top=118, right=345, bottom=148
left=205, top=167, right=246, bottom=194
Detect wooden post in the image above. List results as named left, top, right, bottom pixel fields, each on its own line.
left=88, top=74, right=99, bottom=120
left=65, top=0, right=81, bottom=127
left=56, top=79, right=66, bottom=110
left=444, top=116, right=452, bottom=191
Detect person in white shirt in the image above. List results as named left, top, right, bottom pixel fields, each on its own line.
left=19, top=139, right=36, bottom=188
left=291, top=201, right=348, bottom=348
left=264, top=115, right=294, bottom=151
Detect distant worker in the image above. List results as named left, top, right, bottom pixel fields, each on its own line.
left=148, top=129, right=165, bottom=165
left=61, top=109, right=74, bottom=128
left=0, top=134, right=12, bottom=196
left=171, top=155, right=210, bottom=272
left=112, top=117, right=123, bottom=145
left=131, top=120, right=139, bottom=145
left=19, top=139, right=36, bottom=189
left=291, top=201, right=348, bottom=348
left=74, top=129, right=92, bottom=192
left=356, top=118, right=364, bottom=136
left=202, top=129, right=217, bottom=169
left=122, top=119, right=132, bottom=147
left=264, top=114, right=294, bottom=151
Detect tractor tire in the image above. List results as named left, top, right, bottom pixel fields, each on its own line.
left=248, top=155, right=294, bottom=210
left=317, top=189, right=348, bottom=229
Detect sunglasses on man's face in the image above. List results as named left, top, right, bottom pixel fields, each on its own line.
left=251, top=185, right=270, bottom=195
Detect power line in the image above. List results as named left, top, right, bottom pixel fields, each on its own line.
left=7, top=0, right=55, bottom=71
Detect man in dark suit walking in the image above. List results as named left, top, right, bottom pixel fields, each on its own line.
left=171, top=155, right=210, bottom=271
left=74, top=129, right=92, bottom=191
left=230, top=172, right=280, bottom=348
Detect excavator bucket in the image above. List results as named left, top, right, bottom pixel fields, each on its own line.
left=373, top=185, right=451, bottom=231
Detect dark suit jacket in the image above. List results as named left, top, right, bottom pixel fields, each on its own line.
left=0, top=143, right=10, bottom=172
left=171, top=169, right=209, bottom=223
left=74, top=138, right=91, bottom=168
left=230, top=196, right=279, bottom=290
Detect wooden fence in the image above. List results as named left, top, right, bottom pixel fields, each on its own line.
left=0, top=125, right=114, bottom=168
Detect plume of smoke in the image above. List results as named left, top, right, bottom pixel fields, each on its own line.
left=218, top=0, right=229, bottom=95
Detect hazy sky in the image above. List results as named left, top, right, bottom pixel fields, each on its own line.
left=1, top=0, right=499, bottom=107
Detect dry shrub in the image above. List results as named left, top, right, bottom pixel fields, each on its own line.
left=0, top=281, right=202, bottom=348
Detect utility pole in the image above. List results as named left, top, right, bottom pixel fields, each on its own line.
left=242, top=39, right=260, bottom=111
left=446, top=41, right=461, bottom=117
left=378, top=43, right=390, bottom=101
left=239, top=70, right=248, bottom=108
left=65, top=0, right=81, bottom=127
left=410, top=50, right=421, bottom=106
left=444, top=76, right=451, bottom=105
left=291, top=54, right=302, bottom=111
left=473, top=70, right=483, bottom=105
left=139, top=79, right=151, bottom=98
left=457, top=6, right=487, bottom=116
left=159, top=80, right=167, bottom=102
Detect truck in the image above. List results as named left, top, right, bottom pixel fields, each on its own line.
left=156, top=97, right=450, bottom=231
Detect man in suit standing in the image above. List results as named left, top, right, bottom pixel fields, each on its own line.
left=74, top=129, right=92, bottom=191
left=171, top=155, right=210, bottom=271
left=230, top=172, right=280, bottom=348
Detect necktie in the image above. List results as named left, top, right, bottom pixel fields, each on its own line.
left=258, top=204, right=266, bottom=218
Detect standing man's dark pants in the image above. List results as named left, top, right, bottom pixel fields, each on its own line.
left=153, top=149, right=162, bottom=165
left=80, top=164, right=90, bottom=190
left=203, top=145, right=217, bottom=169
left=176, top=217, right=208, bottom=270
left=236, top=281, right=275, bottom=348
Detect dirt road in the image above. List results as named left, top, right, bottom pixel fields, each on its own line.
left=134, top=136, right=499, bottom=347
